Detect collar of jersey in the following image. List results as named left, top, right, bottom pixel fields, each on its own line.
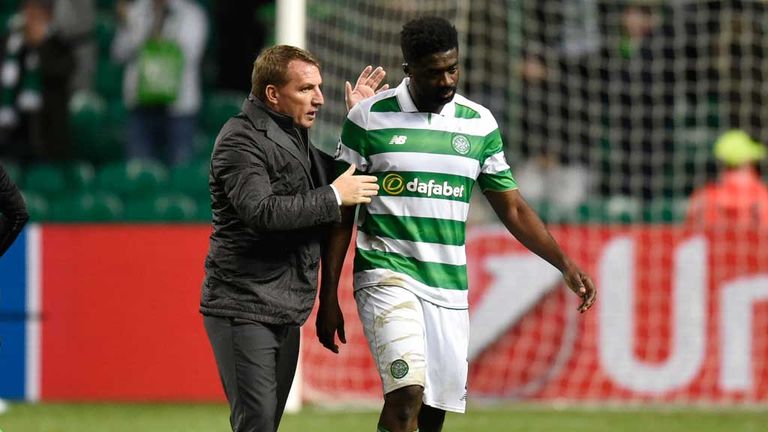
left=396, top=78, right=456, bottom=117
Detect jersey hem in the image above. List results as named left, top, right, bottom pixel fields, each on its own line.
left=353, top=278, right=469, bottom=310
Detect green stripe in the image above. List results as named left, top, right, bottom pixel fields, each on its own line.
left=455, top=103, right=481, bottom=119
left=478, top=169, right=517, bottom=191
left=481, top=129, right=505, bottom=162
left=340, top=119, right=367, bottom=153
left=355, top=248, right=467, bottom=291
left=360, top=213, right=466, bottom=246
left=367, top=128, right=489, bottom=161
left=375, top=171, right=474, bottom=203
left=370, top=96, right=401, bottom=113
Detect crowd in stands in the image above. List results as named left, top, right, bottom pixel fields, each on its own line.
left=506, top=0, right=768, bottom=226
left=0, top=0, right=272, bottom=222
left=0, top=0, right=766, bottom=226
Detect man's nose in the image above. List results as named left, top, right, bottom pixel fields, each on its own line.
left=313, top=88, right=324, bottom=106
left=440, top=72, right=454, bottom=87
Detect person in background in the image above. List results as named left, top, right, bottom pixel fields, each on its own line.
left=0, top=0, right=75, bottom=162
left=214, top=0, right=272, bottom=93
left=515, top=51, right=591, bottom=215
left=686, top=129, right=768, bottom=226
left=111, top=0, right=207, bottom=167
left=53, top=0, right=96, bottom=92
left=599, top=2, right=675, bottom=201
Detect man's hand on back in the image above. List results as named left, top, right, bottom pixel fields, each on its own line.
left=332, top=164, right=379, bottom=205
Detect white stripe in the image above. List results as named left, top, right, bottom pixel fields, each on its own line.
left=336, top=141, right=369, bottom=172
left=368, top=111, right=498, bottom=137
left=367, top=196, right=469, bottom=222
left=357, top=230, right=466, bottom=266
left=346, top=101, right=369, bottom=129
left=369, top=152, right=480, bottom=178
left=481, top=151, right=511, bottom=174
left=353, top=269, right=469, bottom=309
left=25, top=225, right=41, bottom=402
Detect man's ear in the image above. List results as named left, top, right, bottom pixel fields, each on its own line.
left=265, top=85, right=279, bottom=105
left=402, top=63, right=410, bottom=76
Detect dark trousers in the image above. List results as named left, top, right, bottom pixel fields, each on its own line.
left=128, top=108, right=197, bottom=167
left=203, top=315, right=300, bottom=432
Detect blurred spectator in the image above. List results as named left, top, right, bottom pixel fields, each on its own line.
left=598, top=2, right=676, bottom=201
left=214, top=0, right=271, bottom=93
left=111, top=0, right=208, bottom=167
left=514, top=152, right=591, bottom=214
left=714, top=2, right=768, bottom=146
left=53, top=0, right=96, bottom=92
left=686, top=130, right=768, bottom=226
left=0, top=0, right=75, bottom=162
left=516, top=49, right=591, bottom=213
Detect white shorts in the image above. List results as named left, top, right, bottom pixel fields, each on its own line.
left=355, top=285, right=469, bottom=413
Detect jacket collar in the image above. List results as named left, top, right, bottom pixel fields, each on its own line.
left=242, top=95, right=311, bottom=177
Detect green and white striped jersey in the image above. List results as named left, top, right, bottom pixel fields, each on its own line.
left=336, top=78, right=517, bottom=308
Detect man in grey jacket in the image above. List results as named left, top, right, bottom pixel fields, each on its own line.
left=201, top=45, right=385, bottom=432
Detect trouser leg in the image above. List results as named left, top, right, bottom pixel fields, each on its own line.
left=204, top=315, right=294, bottom=432
left=273, top=325, right=300, bottom=429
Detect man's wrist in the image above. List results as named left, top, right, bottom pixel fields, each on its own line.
left=330, top=184, right=342, bottom=206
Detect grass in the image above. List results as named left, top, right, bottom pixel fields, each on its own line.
left=0, top=403, right=766, bottom=431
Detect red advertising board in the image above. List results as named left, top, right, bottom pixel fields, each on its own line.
left=33, top=225, right=768, bottom=403
left=40, top=225, right=223, bottom=401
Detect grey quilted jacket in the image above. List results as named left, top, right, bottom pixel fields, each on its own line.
left=200, top=96, right=340, bottom=325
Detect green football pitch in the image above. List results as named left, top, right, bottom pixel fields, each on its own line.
left=0, top=403, right=766, bottom=432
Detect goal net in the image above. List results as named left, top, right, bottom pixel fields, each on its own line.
left=301, top=0, right=768, bottom=406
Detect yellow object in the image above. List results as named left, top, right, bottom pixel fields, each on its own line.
left=713, top=130, right=766, bottom=167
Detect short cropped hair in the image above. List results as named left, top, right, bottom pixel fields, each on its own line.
left=400, top=17, right=458, bottom=64
left=251, top=45, right=321, bottom=101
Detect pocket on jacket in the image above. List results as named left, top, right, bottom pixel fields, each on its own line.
left=251, top=256, right=289, bottom=280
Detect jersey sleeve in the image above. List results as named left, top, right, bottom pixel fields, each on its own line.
left=477, top=127, right=517, bottom=192
left=335, top=103, right=371, bottom=173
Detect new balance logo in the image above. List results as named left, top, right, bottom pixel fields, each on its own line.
left=389, top=135, right=408, bottom=145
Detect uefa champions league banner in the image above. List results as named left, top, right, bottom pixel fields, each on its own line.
left=304, top=226, right=768, bottom=403
left=1, top=225, right=767, bottom=403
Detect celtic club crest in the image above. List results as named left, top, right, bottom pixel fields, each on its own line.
left=452, top=135, right=470, bottom=155
left=390, top=359, right=409, bottom=379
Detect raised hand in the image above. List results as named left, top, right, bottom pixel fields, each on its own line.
left=345, top=65, right=389, bottom=110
